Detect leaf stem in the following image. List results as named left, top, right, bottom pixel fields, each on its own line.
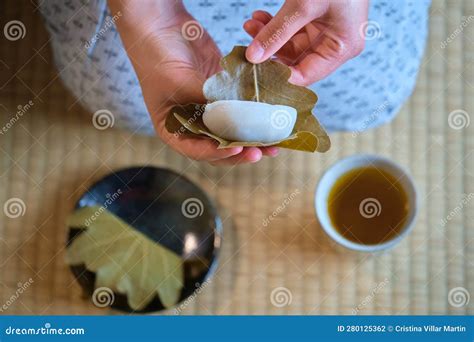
left=253, top=64, right=260, bottom=102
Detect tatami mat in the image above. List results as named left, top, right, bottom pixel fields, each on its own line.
left=0, top=0, right=472, bottom=315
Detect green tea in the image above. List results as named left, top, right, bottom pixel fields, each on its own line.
left=328, top=166, right=409, bottom=245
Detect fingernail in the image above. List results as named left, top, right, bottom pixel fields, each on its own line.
left=249, top=149, right=263, bottom=163
left=229, top=146, right=244, bottom=155
left=246, top=42, right=264, bottom=63
left=243, top=20, right=252, bottom=30
left=269, top=148, right=279, bottom=157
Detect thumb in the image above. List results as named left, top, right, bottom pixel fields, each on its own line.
left=245, top=4, right=326, bottom=64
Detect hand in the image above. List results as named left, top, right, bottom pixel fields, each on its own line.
left=109, top=0, right=278, bottom=165
left=244, top=0, right=369, bottom=86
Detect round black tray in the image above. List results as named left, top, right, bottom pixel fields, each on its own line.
left=67, top=166, right=222, bottom=313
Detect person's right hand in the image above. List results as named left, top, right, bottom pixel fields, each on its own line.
left=109, top=0, right=279, bottom=165
left=243, top=0, right=368, bottom=86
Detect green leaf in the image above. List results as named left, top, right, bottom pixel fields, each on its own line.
left=165, top=46, right=330, bottom=153
left=66, top=206, right=183, bottom=310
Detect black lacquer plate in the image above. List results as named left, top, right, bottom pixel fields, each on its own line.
left=67, top=166, right=222, bottom=313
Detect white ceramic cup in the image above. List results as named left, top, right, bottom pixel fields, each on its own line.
left=315, top=154, right=418, bottom=252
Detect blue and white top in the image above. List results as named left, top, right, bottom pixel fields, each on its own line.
left=40, top=0, right=431, bottom=135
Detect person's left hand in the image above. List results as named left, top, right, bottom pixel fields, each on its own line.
left=109, top=0, right=279, bottom=165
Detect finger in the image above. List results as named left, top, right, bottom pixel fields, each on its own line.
left=244, top=19, right=306, bottom=64
left=210, top=147, right=263, bottom=165
left=260, top=146, right=279, bottom=157
left=246, top=5, right=306, bottom=64
left=252, top=11, right=307, bottom=37
left=251, top=10, right=273, bottom=24
left=289, top=54, right=339, bottom=86
left=243, top=19, right=265, bottom=38
left=245, top=3, right=327, bottom=64
left=289, top=34, right=353, bottom=85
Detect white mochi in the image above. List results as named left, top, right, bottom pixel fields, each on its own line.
left=202, top=100, right=297, bottom=143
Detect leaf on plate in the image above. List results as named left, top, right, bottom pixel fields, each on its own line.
left=66, top=206, right=183, bottom=310
left=165, top=45, right=330, bottom=153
